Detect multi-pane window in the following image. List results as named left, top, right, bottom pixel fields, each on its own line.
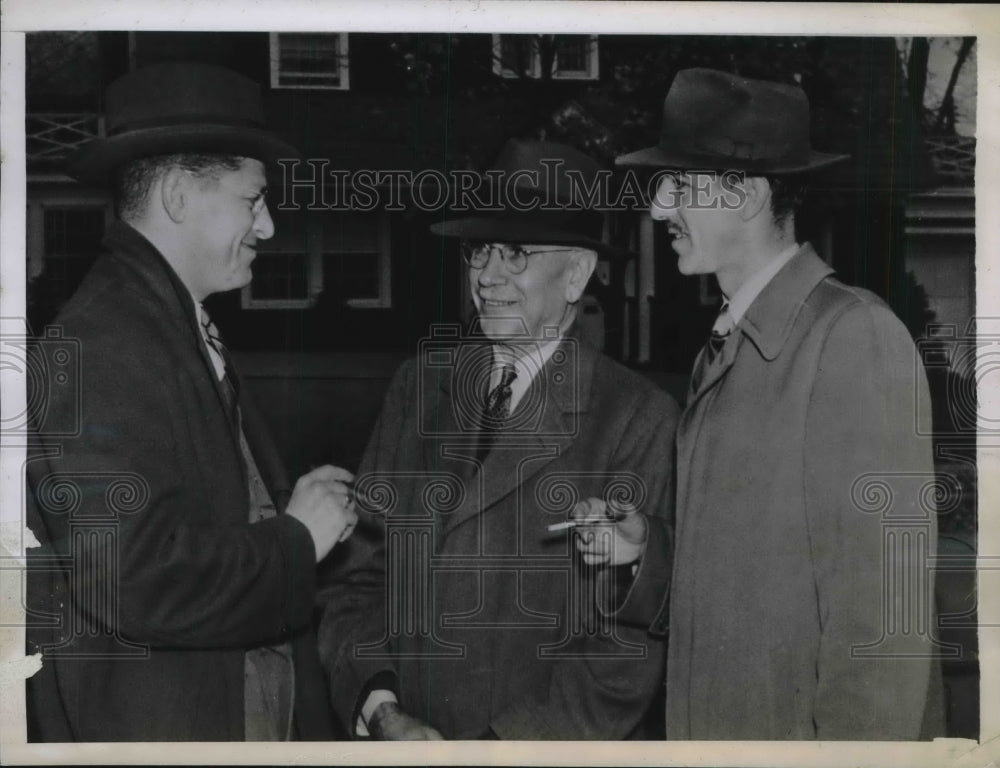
left=492, top=34, right=599, bottom=80
left=498, top=35, right=540, bottom=78
left=43, top=206, right=105, bottom=302
left=251, top=252, right=310, bottom=303
left=553, top=36, right=590, bottom=76
left=322, top=212, right=388, bottom=305
left=27, top=204, right=109, bottom=328
left=269, top=33, right=349, bottom=90
left=241, top=208, right=390, bottom=310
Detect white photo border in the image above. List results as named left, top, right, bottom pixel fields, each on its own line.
left=2, top=2, right=997, bottom=766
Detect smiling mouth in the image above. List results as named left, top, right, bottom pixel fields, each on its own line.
left=665, top=224, right=689, bottom=240
left=480, top=298, right=519, bottom=308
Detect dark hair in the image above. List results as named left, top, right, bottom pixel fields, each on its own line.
left=764, top=174, right=809, bottom=227
left=114, top=153, right=245, bottom=221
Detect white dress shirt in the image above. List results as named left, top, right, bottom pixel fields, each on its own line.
left=488, top=336, right=563, bottom=414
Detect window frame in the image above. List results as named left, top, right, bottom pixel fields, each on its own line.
left=27, top=194, right=113, bottom=285
left=550, top=34, right=600, bottom=80
left=492, top=34, right=541, bottom=79
left=269, top=32, right=350, bottom=91
left=240, top=210, right=391, bottom=310
left=491, top=34, right=599, bottom=81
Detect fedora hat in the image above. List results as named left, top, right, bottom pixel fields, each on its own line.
left=431, top=139, right=630, bottom=258
left=616, top=68, right=848, bottom=174
left=68, top=62, right=299, bottom=183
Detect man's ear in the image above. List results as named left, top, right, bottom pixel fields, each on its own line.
left=565, top=248, right=598, bottom=304
left=740, top=176, right=772, bottom=223
left=159, top=167, right=192, bottom=224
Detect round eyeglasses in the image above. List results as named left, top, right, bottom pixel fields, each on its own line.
left=460, top=242, right=577, bottom=275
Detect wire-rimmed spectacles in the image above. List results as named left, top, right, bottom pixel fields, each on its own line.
left=460, top=242, right=577, bottom=275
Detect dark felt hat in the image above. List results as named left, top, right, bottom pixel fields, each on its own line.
left=68, top=62, right=299, bottom=183
left=616, top=68, right=848, bottom=174
left=431, top=139, right=630, bottom=258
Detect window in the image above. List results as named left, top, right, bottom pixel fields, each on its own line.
left=269, top=33, right=349, bottom=90
left=496, top=35, right=540, bottom=78
left=27, top=199, right=111, bottom=329
left=241, top=209, right=390, bottom=310
left=322, top=212, right=391, bottom=308
left=492, top=34, right=599, bottom=80
left=250, top=253, right=311, bottom=304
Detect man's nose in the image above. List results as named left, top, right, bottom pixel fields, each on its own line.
left=254, top=203, right=275, bottom=240
left=649, top=177, right=681, bottom=222
left=476, top=249, right=507, bottom=284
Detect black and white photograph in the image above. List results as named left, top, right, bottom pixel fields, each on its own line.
left=1, top=2, right=996, bottom=765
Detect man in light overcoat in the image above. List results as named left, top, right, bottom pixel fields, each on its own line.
left=577, top=68, right=944, bottom=740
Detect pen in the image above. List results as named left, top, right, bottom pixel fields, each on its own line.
left=546, top=506, right=630, bottom=532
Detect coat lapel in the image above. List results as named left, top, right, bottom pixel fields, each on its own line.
left=438, top=336, right=594, bottom=539
left=684, top=245, right=834, bottom=407
left=676, top=244, right=836, bottom=529
left=686, top=333, right=741, bottom=406
left=104, top=222, right=245, bottom=461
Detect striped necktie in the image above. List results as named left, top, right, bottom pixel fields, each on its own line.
left=198, top=304, right=239, bottom=417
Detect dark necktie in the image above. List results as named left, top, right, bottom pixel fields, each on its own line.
left=691, top=302, right=734, bottom=393
left=484, top=364, right=517, bottom=421
left=476, top=363, right=517, bottom=463
left=705, top=303, right=733, bottom=365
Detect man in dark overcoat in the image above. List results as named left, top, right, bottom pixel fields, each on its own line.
left=317, top=140, right=679, bottom=740
left=25, top=63, right=356, bottom=741
left=577, top=68, right=944, bottom=740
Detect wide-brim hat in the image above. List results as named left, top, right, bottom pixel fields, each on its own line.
left=616, top=68, right=848, bottom=174
left=68, top=62, right=299, bottom=183
left=431, top=139, right=631, bottom=258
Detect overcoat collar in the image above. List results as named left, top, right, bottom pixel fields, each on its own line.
left=432, top=330, right=596, bottom=538
left=687, top=244, right=833, bottom=403
left=102, top=221, right=242, bottom=439
left=738, top=243, right=834, bottom=361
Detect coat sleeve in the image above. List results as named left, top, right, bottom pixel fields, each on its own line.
left=591, top=400, right=675, bottom=633
left=25, top=321, right=317, bottom=651
left=490, top=388, right=679, bottom=739
left=315, top=361, right=414, bottom=734
left=803, top=301, right=937, bottom=739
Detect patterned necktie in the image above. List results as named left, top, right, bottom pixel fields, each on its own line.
left=476, top=363, right=517, bottom=463
left=198, top=304, right=239, bottom=417
left=484, top=363, right=517, bottom=422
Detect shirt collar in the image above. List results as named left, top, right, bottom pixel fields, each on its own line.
left=491, top=336, right=562, bottom=412
left=725, top=243, right=801, bottom=324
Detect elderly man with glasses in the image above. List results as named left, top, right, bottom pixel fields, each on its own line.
left=317, top=140, right=679, bottom=740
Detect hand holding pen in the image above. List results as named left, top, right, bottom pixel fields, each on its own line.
left=555, top=496, right=648, bottom=567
